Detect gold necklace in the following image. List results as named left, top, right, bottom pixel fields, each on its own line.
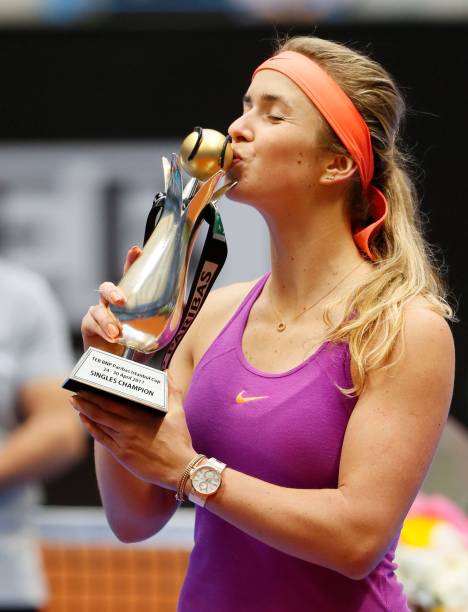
left=269, top=261, right=364, bottom=333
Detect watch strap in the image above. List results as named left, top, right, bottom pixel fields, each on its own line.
left=205, top=458, right=227, bottom=472
left=188, top=457, right=226, bottom=507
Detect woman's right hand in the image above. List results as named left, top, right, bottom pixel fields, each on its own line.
left=81, top=245, right=143, bottom=353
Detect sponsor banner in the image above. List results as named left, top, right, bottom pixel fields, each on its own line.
left=162, top=260, right=217, bottom=369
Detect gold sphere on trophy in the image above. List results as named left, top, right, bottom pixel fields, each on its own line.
left=180, top=127, right=233, bottom=181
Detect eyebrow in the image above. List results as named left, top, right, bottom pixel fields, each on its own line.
left=242, top=92, right=293, bottom=112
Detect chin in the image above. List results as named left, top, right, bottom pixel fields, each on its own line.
left=224, top=175, right=272, bottom=208
left=225, top=190, right=261, bottom=208
left=225, top=180, right=248, bottom=203
left=225, top=186, right=247, bottom=203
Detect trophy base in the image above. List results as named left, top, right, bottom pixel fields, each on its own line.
left=63, top=348, right=167, bottom=415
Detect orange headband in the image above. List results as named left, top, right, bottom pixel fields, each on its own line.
left=253, top=50, right=388, bottom=260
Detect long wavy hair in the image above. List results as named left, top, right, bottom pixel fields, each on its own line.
left=278, top=36, right=454, bottom=395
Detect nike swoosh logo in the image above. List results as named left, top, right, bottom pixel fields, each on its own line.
left=235, top=390, right=269, bottom=404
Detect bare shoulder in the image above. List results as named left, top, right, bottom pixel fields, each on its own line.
left=401, top=296, right=454, bottom=358
left=350, top=295, right=454, bottom=396
left=365, top=295, right=455, bottom=395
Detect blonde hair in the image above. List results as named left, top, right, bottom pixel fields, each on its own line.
left=278, top=36, right=454, bottom=395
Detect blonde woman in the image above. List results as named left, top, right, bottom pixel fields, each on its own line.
left=72, top=36, right=455, bottom=611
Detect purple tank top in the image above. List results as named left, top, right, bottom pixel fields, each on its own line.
left=179, top=274, right=409, bottom=612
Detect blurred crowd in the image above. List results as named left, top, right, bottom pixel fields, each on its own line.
left=1, top=0, right=468, bottom=24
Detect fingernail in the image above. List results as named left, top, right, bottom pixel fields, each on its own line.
left=111, top=291, right=124, bottom=302
left=107, top=323, right=119, bottom=337
left=69, top=396, right=78, bottom=409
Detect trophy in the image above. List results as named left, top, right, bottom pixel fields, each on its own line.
left=63, top=128, right=235, bottom=414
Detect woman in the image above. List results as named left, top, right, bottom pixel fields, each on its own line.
left=71, top=36, right=455, bottom=610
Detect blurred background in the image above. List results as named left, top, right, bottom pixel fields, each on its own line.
left=1, top=1, right=467, bottom=611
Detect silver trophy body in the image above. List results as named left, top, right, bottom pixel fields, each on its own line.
left=64, top=133, right=234, bottom=413
left=110, top=154, right=225, bottom=354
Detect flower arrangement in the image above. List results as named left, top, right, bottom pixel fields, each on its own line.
left=395, top=494, right=468, bottom=612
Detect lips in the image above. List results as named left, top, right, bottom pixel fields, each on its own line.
left=231, top=147, right=244, bottom=162
left=228, top=148, right=245, bottom=175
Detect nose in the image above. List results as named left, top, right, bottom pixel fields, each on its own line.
left=228, top=112, right=253, bottom=144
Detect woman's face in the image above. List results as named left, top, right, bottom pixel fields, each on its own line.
left=227, top=69, right=329, bottom=211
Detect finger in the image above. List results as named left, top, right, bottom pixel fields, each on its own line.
left=92, top=419, right=121, bottom=441
left=79, top=414, right=120, bottom=454
left=98, top=282, right=126, bottom=307
left=123, top=245, right=143, bottom=275
left=70, top=395, right=127, bottom=431
left=81, top=311, right=108, bottom=340
left=81, top=309, right=118, bottom=343
left=79, top=412, right=118, bottom=439
left=86, top=304, right=121, bottom=342
left=76, top=391, right=133, bottom=420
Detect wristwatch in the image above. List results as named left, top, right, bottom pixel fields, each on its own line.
left=188, top=457, right=227, bottom=507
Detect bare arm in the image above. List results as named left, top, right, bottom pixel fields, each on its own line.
left=189, top=306, right=454, bottom=579
left=94, top=443, right=180, bottom=542
left=0, top=379, right=86, bottom=489
left=92, top=339, right=195, bottom=542
left=83, top=246, right=197, bottom=542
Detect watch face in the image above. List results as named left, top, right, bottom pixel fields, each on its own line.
left=192, top=466, right=221, bottom=495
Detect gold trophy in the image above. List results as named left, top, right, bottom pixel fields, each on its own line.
left=64, top=128, right=235, bottom=414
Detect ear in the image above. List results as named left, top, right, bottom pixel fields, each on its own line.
left=319, top=153, right=357, bottom=185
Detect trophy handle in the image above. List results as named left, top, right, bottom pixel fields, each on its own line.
left=143, top=192, right=166, bottom=246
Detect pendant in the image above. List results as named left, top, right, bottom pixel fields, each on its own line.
left=277, top=322, right=286, bottom=332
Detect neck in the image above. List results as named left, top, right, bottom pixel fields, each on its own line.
left=263, top=194, right=365, bottom=314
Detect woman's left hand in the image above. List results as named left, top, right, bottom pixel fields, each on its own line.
left=70, top=370, right=196, bottom=490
